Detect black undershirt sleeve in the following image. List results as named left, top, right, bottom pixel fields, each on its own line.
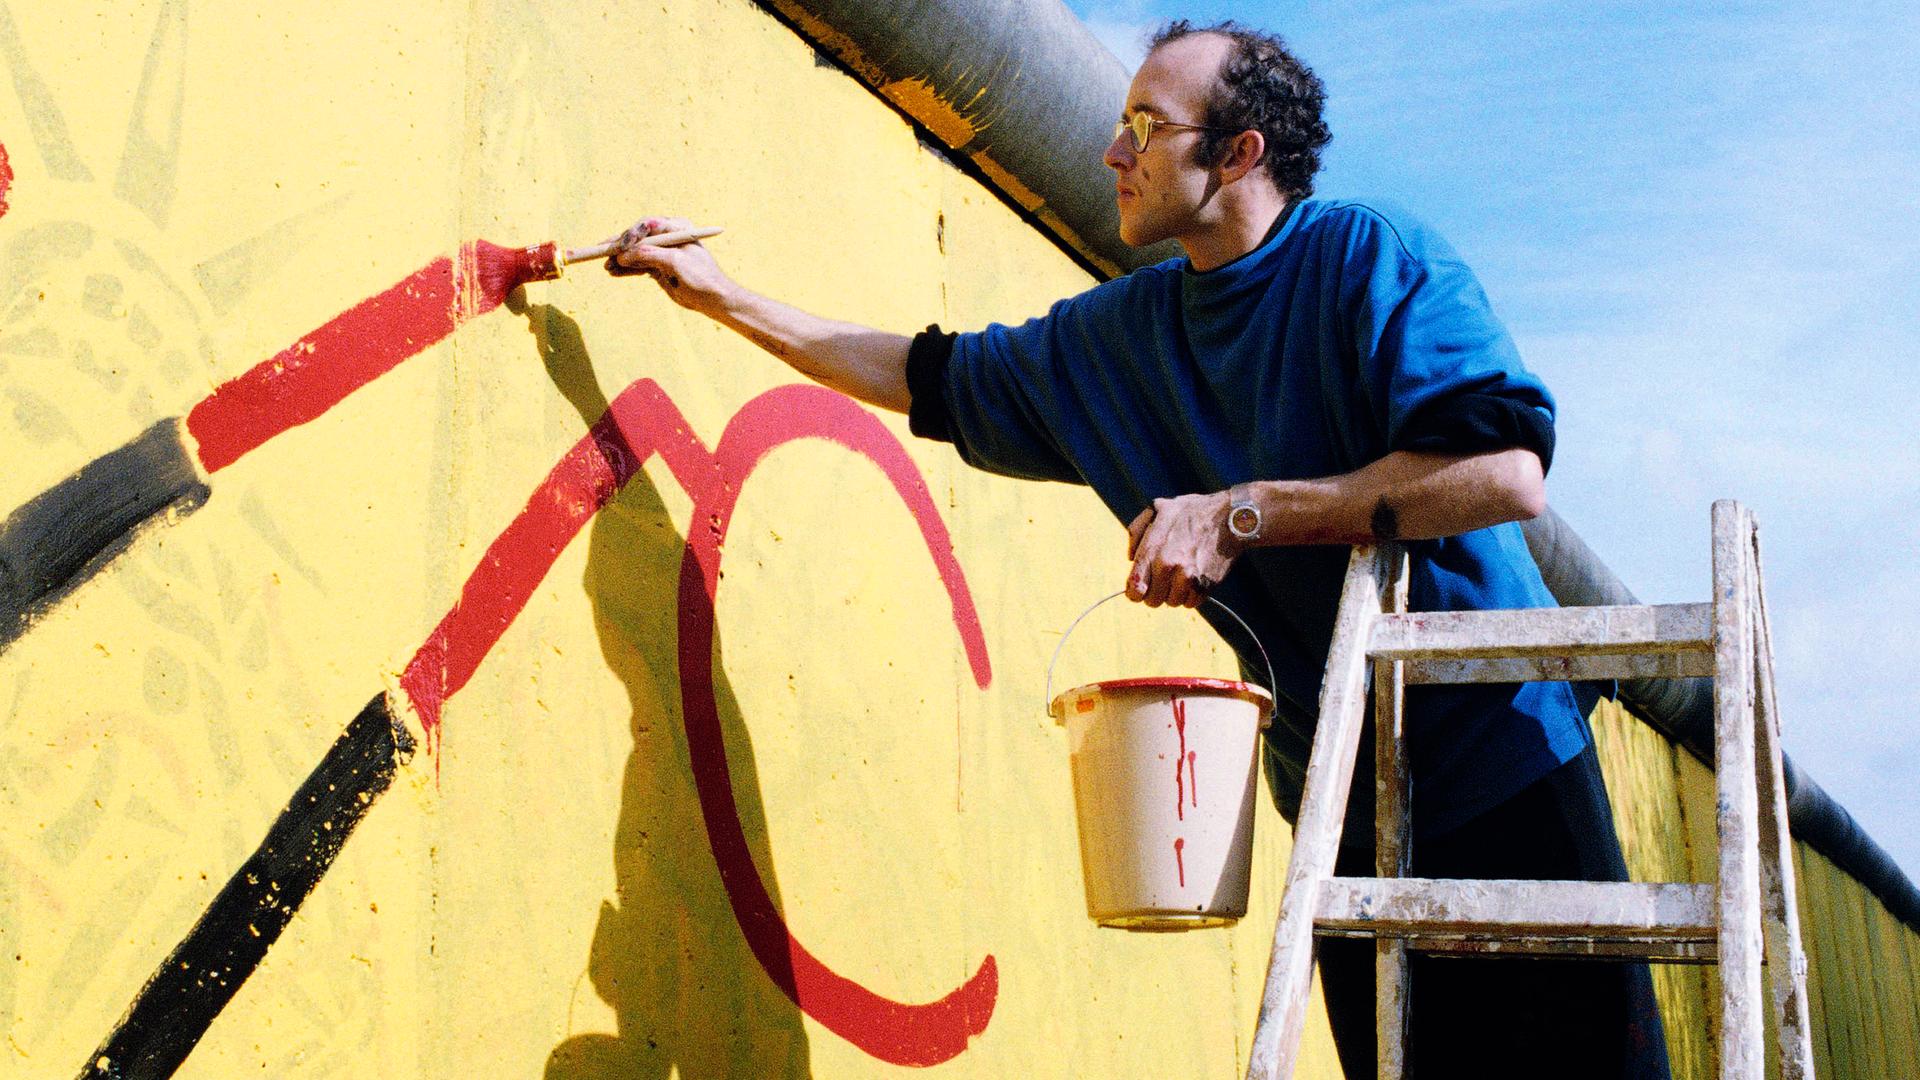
left=1392, top=392, right=1556, bottom=475
left=905, top=324, right=958, bottom=445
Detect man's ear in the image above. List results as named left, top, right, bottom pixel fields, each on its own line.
left=1219, top=130, right=1267, bottom=185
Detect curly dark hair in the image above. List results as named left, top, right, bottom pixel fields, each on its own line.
left=1147, top=20, right=1331, bottom=199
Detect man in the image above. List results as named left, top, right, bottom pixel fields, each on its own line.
left=609, top=19, right=1670, bottom=1079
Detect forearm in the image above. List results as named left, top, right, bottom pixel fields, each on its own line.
left=1242, top=448, right=1546, bottom=546
left=715, top=286, right=912, bottom=413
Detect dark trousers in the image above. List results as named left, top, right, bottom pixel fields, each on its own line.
left=1316, top=745, right=1673, bottom=1079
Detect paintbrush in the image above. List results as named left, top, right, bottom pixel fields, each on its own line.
left=0, top=225, right=722, bottom=655
left=470, top=225, right=726, bottom=301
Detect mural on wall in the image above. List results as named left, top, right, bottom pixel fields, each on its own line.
left=80, top=369, right=1001, bottom=1077
left=1, top=4, right=1003, bottom=1076
left=4, top=2, right=1329, bottom=1078
left=18, top=3, right=1920, bottom=1077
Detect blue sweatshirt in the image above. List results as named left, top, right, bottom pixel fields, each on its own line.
left=906, top=198, right=1591, bottom=839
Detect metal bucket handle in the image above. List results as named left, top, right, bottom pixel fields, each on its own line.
left=1045, top=591, right=1278, bottom=720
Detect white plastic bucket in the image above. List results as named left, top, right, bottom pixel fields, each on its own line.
left=1047, top=594, right=1274, bottom=930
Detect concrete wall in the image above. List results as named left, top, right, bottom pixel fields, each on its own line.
left=1592, top=699, right=1920, bottom=1079
left=0, top=1, right=1340, bottom=1076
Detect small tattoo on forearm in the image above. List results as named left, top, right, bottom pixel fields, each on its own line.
left=1370, top=497, right=1401, bottom=541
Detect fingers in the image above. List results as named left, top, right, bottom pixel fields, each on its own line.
left=607, top=241, right=672, bottom=280
left=619, top=215, right=694, bottom=245
left=612, top=240, right=671, bottom=272
left=606, top=216, right=701, bottom=276
left=1127, top=496, right=1223, bottom=609
left=1128, top=500, right=1168, bottom=603
left=1127, top=510, right=1158, bottom=601
left=1158, top=566, right=1190, bottom=609
left=1130, top=539, right=1176, bottom=608
left=1180, top=572, right=1214, bottom=608
left=1134, top=563, right=1211, bottom=609
left=1127, top=506, right=1154, bottom=560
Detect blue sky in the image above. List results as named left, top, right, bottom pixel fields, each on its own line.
left=1067, top=1, right=1920, bottom=875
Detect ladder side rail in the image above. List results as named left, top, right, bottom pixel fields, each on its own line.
left=1748, top=521, right=1818, bottom=1078
left=1247, top=542, right=1399, bottom=1080
left=1374, top=549, right=1412, bottom=1080
left=1712, top=500, right=1767, bottom=1079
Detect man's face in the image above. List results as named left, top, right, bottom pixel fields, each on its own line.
left=1105, top=34, right=1233, bottom=248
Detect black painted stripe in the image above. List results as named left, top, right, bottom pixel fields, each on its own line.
left=80, top=693, right=414, bottom=1080
left=0, top=419, right=209, bottom=653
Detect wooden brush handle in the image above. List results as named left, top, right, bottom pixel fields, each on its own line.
left=563, top=226, right=723, bottom=265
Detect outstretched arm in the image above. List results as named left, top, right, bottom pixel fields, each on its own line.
left=609, top=217, right=912, bottom=413
left=1124, top=447, right=1546, bottom=607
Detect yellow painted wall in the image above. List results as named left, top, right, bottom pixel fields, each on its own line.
left=0, top=2, right=1342, bottom=1076
left=6, top=3, right=1914, bottom=1079
left=1592, top=698, right=1920, bottom=1079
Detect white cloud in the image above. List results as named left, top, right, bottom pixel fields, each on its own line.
left=1071, top=0, right=1156, bottom=69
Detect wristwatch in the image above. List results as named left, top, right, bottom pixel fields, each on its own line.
left=1227, top=483, right=1262, bottom=543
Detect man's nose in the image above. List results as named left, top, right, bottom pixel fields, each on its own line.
left=1104, top=132, right=1134, bottom=172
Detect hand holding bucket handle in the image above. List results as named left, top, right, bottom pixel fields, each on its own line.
left=1045, top=591, right=1278, bottom=721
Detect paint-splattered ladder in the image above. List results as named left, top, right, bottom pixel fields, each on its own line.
left=1244, top=500, right=1817, bottom=1079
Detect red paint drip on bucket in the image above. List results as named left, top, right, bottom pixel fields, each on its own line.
left=1173, top=697, right=1187, bottom=821
left=1174, top=836, right=1186, bottom=888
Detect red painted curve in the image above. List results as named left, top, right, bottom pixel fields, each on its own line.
left=399, top=379, right=997, bottom=1064
left=186, top=241, right=556, bottom=473
left=675, top=385, right=994, bottom=1065
left=0, top=140, right=12, bottom=220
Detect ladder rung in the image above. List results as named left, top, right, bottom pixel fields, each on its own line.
left=1314, top=877, right=1717, bottom=944
left=1368, top=603, right=1713, bottom=662
left=1314, top=927, right=1718, bottom=963
left=1403, top=650, right=1718, bottom=685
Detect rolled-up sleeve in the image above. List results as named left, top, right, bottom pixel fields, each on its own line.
left=906, top=305, right=1085, bottom=486
left=1338, top=205, right=1557, bottom=474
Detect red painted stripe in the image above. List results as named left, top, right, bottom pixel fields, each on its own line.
left=397, top=383, right=655, bottom=744
left=186, top=241, right=557, bottom=473
left=0, top=140, right=12, bottom=219
left=399, top=379, right=997, bottom=1065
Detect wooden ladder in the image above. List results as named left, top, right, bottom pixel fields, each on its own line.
left=1244, top=500, right=1816, bottom=1079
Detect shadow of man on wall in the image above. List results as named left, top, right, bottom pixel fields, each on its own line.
left=517, top=301, right=813, bottom=1080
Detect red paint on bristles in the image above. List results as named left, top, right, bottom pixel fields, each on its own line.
left=185, top=240, right=561, bottom=473
left=463, top=239, right=560, bottom=316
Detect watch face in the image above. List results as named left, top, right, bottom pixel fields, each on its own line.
left=1229, top=504, right=1259, bottom=538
